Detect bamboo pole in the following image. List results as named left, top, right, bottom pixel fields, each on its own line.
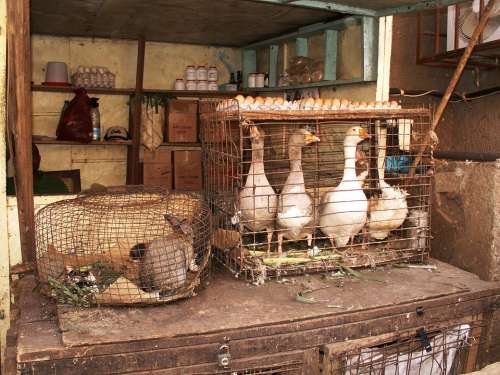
left=6, top=0, right=35, bottom=263
left=409, top=0, right=498, bottom=177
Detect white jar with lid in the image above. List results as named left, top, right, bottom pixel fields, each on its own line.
left=197, top=80, right=208, bottom=91
left=208, top=81, right=218, bottom=91
left=248, top=73, right=257, bottom=88
left=255, top=73, right=265, bottom=88
left=207, top=66, right=218, bottom=82
left=186, top=80, right=197, bottom=91
left=196, top=66, right=208, bottom=81
left=185, top=65, right=196, bottom=81
left=174, top=78, right=185, bottom=90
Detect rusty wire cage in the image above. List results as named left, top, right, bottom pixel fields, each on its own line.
left=200, top=98, right=433, bottom=283
left=321, top=319, right=485, bottom=375
left=35, top=186, right=211, bottom=306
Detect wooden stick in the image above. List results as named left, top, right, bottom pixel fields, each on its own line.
left=127, top=38, right=146, bottom=184
left=408, top=0, right=498, bottom=177
left=7, top=0, right=35, bottom=263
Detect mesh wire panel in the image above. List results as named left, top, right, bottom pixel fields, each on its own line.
left=35, top=186, right=211, bottom=306
left=326, top=321, right=485, bottom=375
left=200, top=99, right=433, bottom=282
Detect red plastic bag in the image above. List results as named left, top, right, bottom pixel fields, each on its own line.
left=56, top=88, right=92, bottom=143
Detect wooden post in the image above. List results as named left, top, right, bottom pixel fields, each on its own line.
left=362, top=16, right=378, bottom=81
left=268, top=44, right=279, bottom=87
left=409, top=0, right=498, bottom=177
left=323, top=30, right=338, bottom=81
left=242, top=49, right=256, bottom=89
left=296, top=37, right=308, bottom=56
left=127, top=38, right=145, bottom=184
left=6, top=0, right=35, bottom=263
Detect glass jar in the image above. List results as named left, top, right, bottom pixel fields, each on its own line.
left=208, top=81, right=218, bottom=91
left=255, top=73, right=265, bottom=88
left=207, top=66, right=218, bottom=82
left=196, top=66, right=208, bottom=81
left=197, top=80, right=208, bottom=90
left=248, top=73, right=256, bottom=88
left=174, top=78, right=185, bottom=90
left=185, top=65, right=196, bottom=81
left=186, top=80, right=197, bottom=90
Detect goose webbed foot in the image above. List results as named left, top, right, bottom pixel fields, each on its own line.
left=266, top=228, right=274, bottom=257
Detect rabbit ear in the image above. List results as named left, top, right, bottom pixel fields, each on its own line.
left=165, top=214, right=193, bottom=237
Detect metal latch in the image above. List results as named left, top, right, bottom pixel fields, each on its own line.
left=217, top=343, right=231, bottom=368
left=417, top=328, right=432, bottom=353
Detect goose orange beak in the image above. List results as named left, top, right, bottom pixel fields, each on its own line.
left=359, top=128, right=370, bottom=139
left=305, top=133, right=320, bottom=143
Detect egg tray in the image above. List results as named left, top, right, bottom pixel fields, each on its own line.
left=211, top=229, right=428, bottom=283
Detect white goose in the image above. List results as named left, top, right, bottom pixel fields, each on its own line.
left=367, top=124, right=409, bottom=240
left=319, top=126, right=370, bottom=248
left=276, top=128, right=320, bottom=255
left=239, top=125, right=278, bottom=255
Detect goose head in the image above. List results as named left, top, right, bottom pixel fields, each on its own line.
left=344, top=126, right=370, bottom=146
left=289, top=128, right=320, bottom=147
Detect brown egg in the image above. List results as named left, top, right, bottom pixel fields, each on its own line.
left=323, top=98, right=333, bottom=109
left=305, top=97, right=315, bottom=107
left=264, top=97, right=274, bottom=106
left=350, top=101, right=360, bottom=109
left=314, top=98, right=323, bottom=107
left=340, top=98, right=350, bottom=108
left=367, top=101, right=376, bottom=109
left=274, top=97, right=284, bottom=105
left=382, top=101, right=391, bottom=108
left=245, top=96, right=255, bottom=105
left=332, top=98, right=341, bottom=109
left=254, top=97, right=265, bottom=105
left=235, top=94, right=245, bottom=104
left=390, top=100, right=400, bottom=109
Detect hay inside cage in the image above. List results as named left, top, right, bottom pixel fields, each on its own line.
left=36, top=186, right=211, bottom=306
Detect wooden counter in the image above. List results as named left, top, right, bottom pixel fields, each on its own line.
left=4, top=260, right=500, bottom=374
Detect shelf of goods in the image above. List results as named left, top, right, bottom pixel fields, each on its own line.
left=201, top=100, right=433, bottom=282
left=242, top=16, right=378, bottom=91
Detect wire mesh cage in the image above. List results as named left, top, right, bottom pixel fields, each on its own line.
left=36, top=186, right=212, bottom=306
left=322, top=320, right=485, bottom=375
left=200, top=98, right=433, bottom=282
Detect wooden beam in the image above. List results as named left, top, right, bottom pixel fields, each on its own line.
left=127, top=38, right=145, bottom=184
left=377, top=0, right=466, bottom=17
left=409, top=0, right=498, bottom=177
left=244, top=17, right=361, bottom=49
left=362, top=16, right=379, bottom=81
left=7, top=0, right=35, bottom=264
left=246, top=0, right=377, bottom=16
left=323, top=30, right=338, bottom=81
left=268, top=44, right=279, bottom=87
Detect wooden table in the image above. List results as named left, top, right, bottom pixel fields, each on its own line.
left=4, top=260, right=500, bottom=374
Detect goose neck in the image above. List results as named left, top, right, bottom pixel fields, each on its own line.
left=342, top=143, right=357, bottom=180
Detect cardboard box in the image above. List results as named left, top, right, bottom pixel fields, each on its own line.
left=143, top=149, right=172, bottom=189
left=173, top=150, right=202, bottom=191
left=167, top=100, right=198, bottom=143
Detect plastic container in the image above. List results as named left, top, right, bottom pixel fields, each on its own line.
left=196, top=80, right=208, bottom=91
left=186, top=80, right=197, bottom=91
left=174, top=79, right=185, bottom=90
left=255, top=73, right=265, bottom=88
left=208, top=81, right=218, bottom=91
left=196, top=66, right=208, bottom=81
left=248, top=73, right=256, bottom=88
left=45, top=62, right=69, bottom=84
left=90, top=97, right=100, bottom=141
left=207, top=66, right=218, bottom=81
left=185, top=66, right=196, bottom=81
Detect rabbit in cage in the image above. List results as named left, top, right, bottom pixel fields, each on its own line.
left=139, top=214, right=198, bottom=295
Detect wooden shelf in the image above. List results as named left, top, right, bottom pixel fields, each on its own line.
left=33, top=138, right=132, bottom=146
left=31, top=85, right=135, bottom=96
left=142, top=89, right=245, bottom=98
left=250, top=79, right=373, bottom=92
